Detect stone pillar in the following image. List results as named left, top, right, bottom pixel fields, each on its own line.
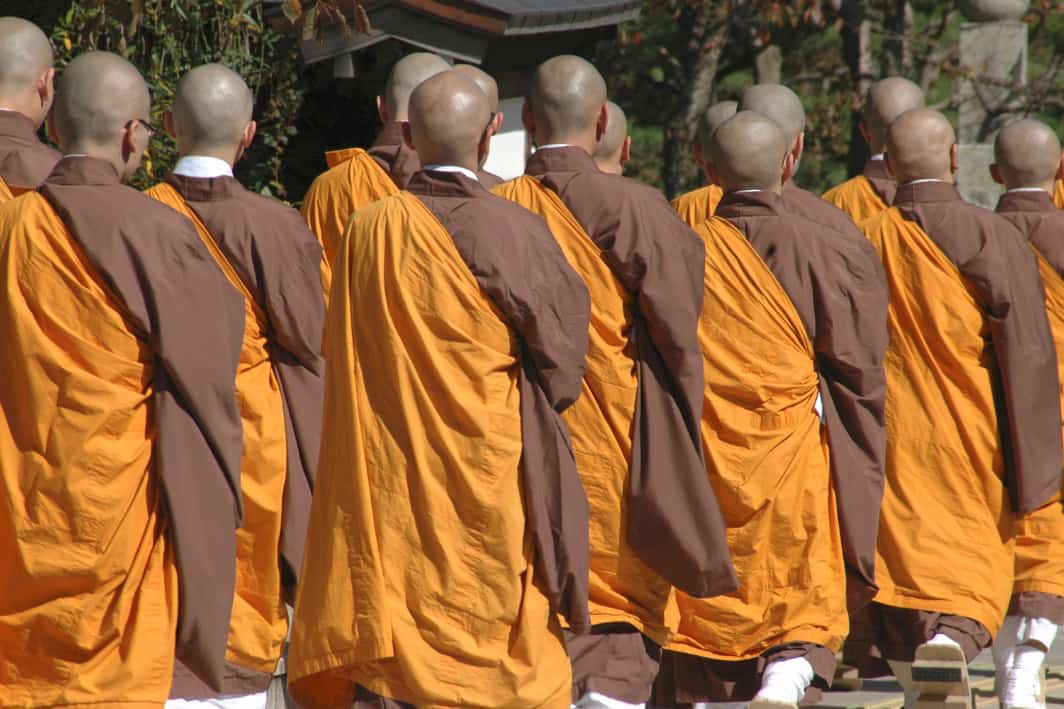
left=955, top=0, right=1028, bottom=208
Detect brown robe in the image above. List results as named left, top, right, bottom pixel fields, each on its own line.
left=0, top=110, right=61, bottom=192
left=778, top=180, right=890, bottom=608
left=38, top=156, right=246, bottom=690
left=367, top=120, right=420, bottom=190
left=524, top=146, right=735, bottom=600
left=158, top=173, right=325, bottom=697
left=476, top=168, right=504, bottom=189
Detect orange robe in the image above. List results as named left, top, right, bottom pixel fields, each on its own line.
left=863, top=198, right=1058, bottom=634
left=289, top=183, right=587, bottom=708
left=0, top=193, right=179, bottom=706
left=146, top=183, right=290, bottom=675
left=669, top=215, right=847, bottom=661
left=1055, top=180, right=1063, bottom=209
left=0, top=175, right=11, bottom=204
left=495, top=175, right=668, bottom=641
left=672, top=184, right=723, bottom=228
left=822, top=160, right=895, bottom=224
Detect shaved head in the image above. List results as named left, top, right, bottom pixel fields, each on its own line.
left=885, top=108, right=956, bottom=184
left=708, top=110, right=790, bottom=193
left=453, top=64, right=498, bottom=112
left=408, top=71, right=491, bottom=170
left=993, top=119, right=1063, bottom=190
left=593, top=101, right=629, bottom=173
left=864, top=77, right=924, bottom=153
left=381, top=52, right=450, bottom=122
left=696, top=100, right=738, bottom=157
left=0, top=17, right=55, bottom=126
left=527, top=55, right=608, bottom=148
left=172, top=63, right=253, bottom=160
left=739, top=83, right=806, bottom=145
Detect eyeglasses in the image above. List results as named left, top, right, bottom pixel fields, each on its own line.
left=131, top=118, right=157, bottom=137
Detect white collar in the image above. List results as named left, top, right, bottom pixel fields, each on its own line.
left=423, top=164, right=478, bottom=181
left=173, top=155, right=234, bottom=179
left=903, top=178, right=947, bottom=186
left=732, top=188, right=764, bottom=194
left=1006, top=187, right=1049, bottom=194
left=536, top=143, right=574, bottom=151
left=869, top=153, right=885, bottom=161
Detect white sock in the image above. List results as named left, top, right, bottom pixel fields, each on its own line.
left=995, top=615, right=1023, bottom=691
left=692, top=703, right=746, bottom=709
left=925, top=632, right=962, bottom=648
left=753, top=656, right=815, bottom=705
left=1002, top=643, right=1046, bottom=708
left=1018, top=617, right=1059, bottom=652
left=571, top=691, right=645, bottom=709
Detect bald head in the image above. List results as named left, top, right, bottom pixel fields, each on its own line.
left=527, top=55, right=608, bottom=150
left=408, top=71, right=491, bottom=170
left=708, top=111, right=790, bottom=193
left=52, top=52, right=151, bottom=180
left=864, top=77, right=924, bottom=153
left=739, top=84, right=805, bottom=147
left=594, top=101, right=629, bottom=174
left=172, top=64, right=253, bottom=162
left=0, top=17, right=55, bottom=127
left=696, top=100, right=738, bottom=158
left=453, top=64, right=498, bottom=112
left=885, top=108, right=956, bottom=184
left=993, top=119, right=1063, bottom=191
left=381, top=52, right=450, bottom=123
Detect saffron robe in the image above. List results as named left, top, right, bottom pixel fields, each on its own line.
left=995, top=189, right=1064, bottom=623
left=1055, top=180, right=1063, bottom=209
left=497, top=147, right=735, bottom=647
left=300, top=122, right=419, bottom=268
left=288, top=170, right=591, bottom=709
left=146, top=174, right=325, bottom=694
left=862, top=180, right=1062, bottom=635
left=0, top=110, right=61, bottom=193
left=0, top=157, right=245, bottom=705
left=672, top=183, right=724, bottom=228
left=670, top=189, right=885, bottom=664
left=822, top=158, right=896, bottom=224
left=0, top=175, right=11, bottom=204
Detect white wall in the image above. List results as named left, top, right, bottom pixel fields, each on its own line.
left=483, top=96, right=529, bottom=180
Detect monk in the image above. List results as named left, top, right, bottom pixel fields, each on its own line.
left=823, top=77, right=924, bottom=223
left=0, top=52, right=245, bottom=706
left=288, top=70, right=592, bottom=709
left=300, top=51, right=449, bottom=265
left=988, top=119, right=1064, bottom=709
left=671, top=100, right=736, bottom=226
left=143, top=64, right=325, bottom=708
left=496, top=55, right=736, bottom=709
left=453, top=63, right=505, bottom=187
left=654, top=110, right=887, bottom=709
left=843, top=109, right=1062, bottom=709
left=0, top=17, right=60, bottom=198
left=592, top=101, right=631, bottom=175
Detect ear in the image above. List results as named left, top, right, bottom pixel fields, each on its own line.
left=521, top=99, right=534, bottom=135
left=989, top=163, right=1004, bottom=185
left=949, top=143, right=959, bottom=175
left=477, top=127, right=492, bottom=166
left=858, top=121, right=870, bottom=147
left=781, top=150, right=796, bottom=185
left=400, top=120, right=414, bottom=150
left=595, top=103, right=609, bottom=142
left=45, top=112, right=59, bottom=147
left=37, top=68, right=55, bottom=106
left=121, top=120, right=139, bottom=162
left=793, top=132, right=805, bottom=163
left=492, top=111, right=504, bottom=134
left=376, top=95, right=388, bottom=124
left=1056, top=155, right=1064, bottom=182
left=620, top=135, right=631, bottom=166
left=244, top=120, right=258, bottom=150
left=163, top=111, right=177, bottom=140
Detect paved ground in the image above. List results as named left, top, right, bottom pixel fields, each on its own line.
left=814, top=635, right=1064, bottom=708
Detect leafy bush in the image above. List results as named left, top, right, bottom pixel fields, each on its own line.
left=51, top=0, right=304, bottom=197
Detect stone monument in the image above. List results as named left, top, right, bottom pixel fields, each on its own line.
left=956, top=0, right=1029, bottom=207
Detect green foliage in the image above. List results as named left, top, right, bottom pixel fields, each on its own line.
left=51, top=0, right=303, bottom=197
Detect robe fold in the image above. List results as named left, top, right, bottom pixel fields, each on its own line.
left=861, top=180, right=1062, bottom=635
left=146, top=174, right=325, bottom=694
left=504, top=147, right=736, bottom=642
left=995, top=190, right=1064, bottom=622
left=0, top=156, right=245, bottom=705
left=0, top=110, right=61, bottom=193
left=300, top=122, right=419, bottom=268
left=0, top=175, right=11, bottom=204
left=288, top=170, right=591, bottom=709
left=822, top=158, right=896, bottom=224
left=671, top=184, right=723, bottom=228
left=668, top=189, right=886, bottom=670
left=1055, top=180, right=1063, bottom=209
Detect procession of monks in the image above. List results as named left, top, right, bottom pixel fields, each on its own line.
left=2, top=12, right=1064, bottom=709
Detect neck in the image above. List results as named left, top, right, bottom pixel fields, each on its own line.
left=60, top=146, right=126, bottom=182
left=1007, top=180, right=1054, bottom=193
left=0, top=100, right=39, bottom=128
left=419, top=154, right=478, bottom=172
left=178, top=146, right=237, bottom=167
left=536, top=130, right=596, bottom=154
